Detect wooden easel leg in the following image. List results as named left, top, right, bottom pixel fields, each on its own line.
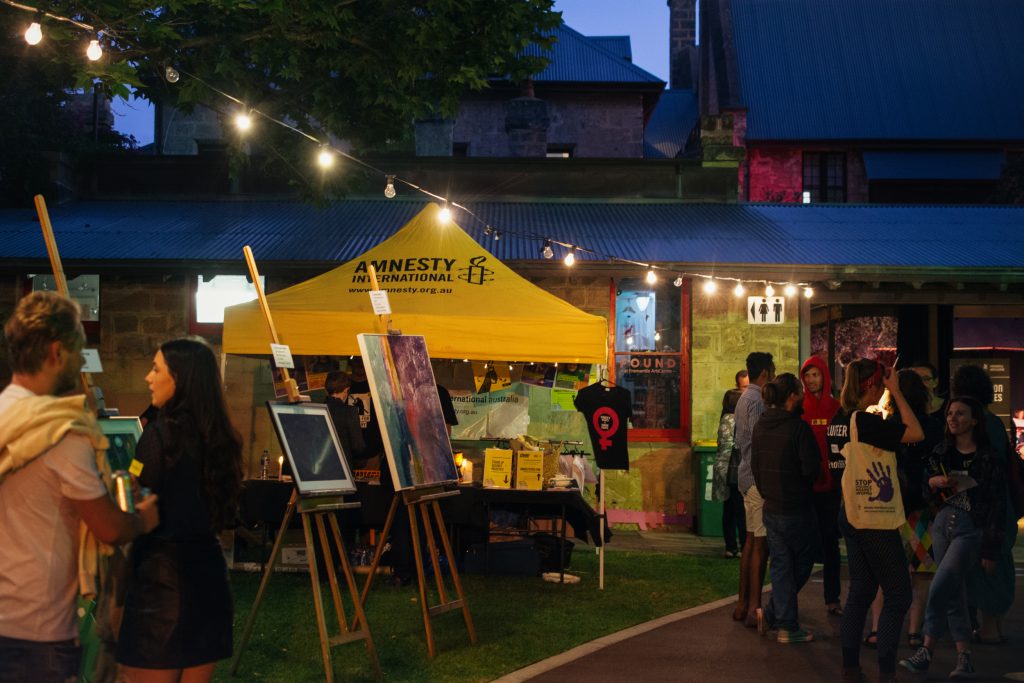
left=303, top=513, right=334, bottom=683
left=360, top=495, right=400, bottom=606
left=418, top=503, right=449, bottom=604
left=230, top=493, right=298, bottom=677
left=432, top=500, right=477, bottom=644
left=408, top=501, right=437, bottom=659
left=314, top=514, right=348, bottom=633
left=329, top=515, right=382, bottom=679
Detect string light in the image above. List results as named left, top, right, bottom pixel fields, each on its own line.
left=316, top=147, right=335, bottom=169
left=764, top=284, right=775, bottom=297
left=654, top=331, right=661, bottom=341
left=24, top=21, right=42, bottom=45
left=234, top=111, right=253, bottom=132
left=625, top=334, right=634, bottom=346
left=3, top=1, right=817, bottom=296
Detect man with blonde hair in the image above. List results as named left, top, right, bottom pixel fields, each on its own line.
left=0, top=291, right=158, bottom=683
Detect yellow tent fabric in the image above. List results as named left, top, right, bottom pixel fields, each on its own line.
left=222, top=203, right=607, bottom=363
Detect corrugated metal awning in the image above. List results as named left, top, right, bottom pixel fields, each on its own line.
left=863, top=151, right=1005, bottom=180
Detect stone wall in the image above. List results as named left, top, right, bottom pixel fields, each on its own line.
left=690, top=290, right=800, bottom=441
left=453, top=94, right=645, bottom=158
left=160, top=105, right=225, bottom=155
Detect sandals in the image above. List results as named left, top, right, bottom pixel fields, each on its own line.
left=827, top=603, right=844, bottom=617
left=862, top=631, right=878, bottom=649
left=907, top=632, right=923, bottom=648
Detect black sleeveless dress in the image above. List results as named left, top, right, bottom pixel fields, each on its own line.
left=115, top=418, right=233, bottom=668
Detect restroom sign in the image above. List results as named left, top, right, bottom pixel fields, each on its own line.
left=747, top=296, right=785, bottom=324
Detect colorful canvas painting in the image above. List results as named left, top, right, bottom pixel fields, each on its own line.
left=356, top=334, right=458, bottom=490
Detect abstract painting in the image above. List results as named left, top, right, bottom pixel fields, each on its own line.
left=357, top=334, right=458, bottom=490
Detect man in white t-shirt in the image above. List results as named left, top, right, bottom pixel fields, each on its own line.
left=0, top=292, right=159, bottom=683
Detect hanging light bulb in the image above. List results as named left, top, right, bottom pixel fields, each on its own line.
left=234, top=111, right=253, bottom=132
left=654, top=331, right=662, bottom=342
left=803, top=287, right=814, bottom=298
left=24, top=21, right=42, bottom=45
left=625, top=335, right=634, bottom=346
left=493, top=230, right=501, bottom=241
left=702, top=278, right=718, bottom=294
left=564, top=248, right=576, bottom=267
left=646, top=269, right=657, bottom=284
left=316, top=147, right=335, bottom=169
left=384, top=175, right=396, bottom=198
left=733, top=282, right=746, bottom=297
left=438, top=205, right=451, bottom=223
left=164, top=65, right=180, bottom=83
left=765, top=284, right=775, bottom=297
left=784, top=284, right=797, bottom=297
left=86, top=39, right=103, bottom=61
left=673, top=276, right=684, bottom=287
left=541, top=240, right=554, bottom=259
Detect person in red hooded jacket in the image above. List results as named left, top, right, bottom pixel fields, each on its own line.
left=800, top=355, right=843, bottom=616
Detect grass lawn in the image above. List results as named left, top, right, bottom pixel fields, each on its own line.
left=214, top=548, right=739, bottom=682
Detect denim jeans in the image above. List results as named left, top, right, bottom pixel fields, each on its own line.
left=764, top=507, right=818, bottom=631
left=923, top=504, right=980, bottom=643
left=0, top=635, right=79, bottom=683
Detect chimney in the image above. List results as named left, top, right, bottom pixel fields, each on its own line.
left=668, top=0, right=698, bottom=90
left=505, top=83, right=549, bottom=157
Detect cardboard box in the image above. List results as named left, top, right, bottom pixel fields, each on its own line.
left=483, top=448, right=514, bottom=488
left=515, top=450, right=544, bottom=491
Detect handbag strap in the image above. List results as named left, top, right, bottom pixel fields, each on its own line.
left=849, top=410, right=859, bottom=445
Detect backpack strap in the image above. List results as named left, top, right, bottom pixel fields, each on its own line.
left=849, top=410, right=859, bottom=445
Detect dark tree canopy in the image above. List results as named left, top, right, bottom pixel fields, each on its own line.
left=0, top=1, right=560, bottom=203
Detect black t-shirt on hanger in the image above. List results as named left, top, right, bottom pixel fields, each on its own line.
left=574, top=383, right=632, bottom=471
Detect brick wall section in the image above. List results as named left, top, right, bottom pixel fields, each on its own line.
left=690, top=290, right=800, bottom=441
left=747, top=147, right=803, bottom=203
left=454, top=94, right=646, bottom=158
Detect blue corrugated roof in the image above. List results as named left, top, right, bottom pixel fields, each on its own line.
left=645, top=90, right=699, bottom=158
left=587, top=36, right=632, bottom=62
left=522, top=24, right=663, bottom=84
left=1, top=201, right=1021, bottom=270
left=862, top=151, right=1006, bottom=180
left=729, top=0, right=1024, bottom=141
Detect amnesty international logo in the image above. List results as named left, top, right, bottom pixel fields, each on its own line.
left=457, top=256, right=494, bottom=285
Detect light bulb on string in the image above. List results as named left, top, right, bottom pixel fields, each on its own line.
left=86, top=39, right=103, bottom=61
left=164, top=65, right=180, bottom=83
left=765, top=284, right=775, bottom=297
left=784, top=284, right=797, bottom=297
left=654, top=331, right=662, bottom=342
left=25, top=21, right=42, bottom=45
left=803, top=287, right=814, bottom=298
left=733, top=282, right=745, bottom=297
left=625, top=335, right=634, bottom=346
left=316, top=147, right=335, bottom=169
left=234, top=111, right=253, bottom=132
left=646, top=269, right=657, bottom=284
left=702, top=278, right=718, bottom=294
left=564, top=248, right=576, bottom=267
left=493, top=230, right=500, bottom=241
left=438, top=205, right=451, bottom=223
left=673, top=276, right=683, bottom=287
left=384, top=175, right=396, bottom=198
left=541, top=240, right=554, bottom=259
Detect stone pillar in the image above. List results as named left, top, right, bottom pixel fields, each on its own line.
left=668, top=0, right=699, bottom=90
left=414, top=114, right=454, bottom=156
left=505, top=96, right=549, bottom=157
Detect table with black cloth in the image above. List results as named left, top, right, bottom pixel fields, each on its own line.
left=237, top=480, right=607, bottom=577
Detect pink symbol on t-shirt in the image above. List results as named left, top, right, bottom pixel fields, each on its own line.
left=592, top=407, right=620, bottom=450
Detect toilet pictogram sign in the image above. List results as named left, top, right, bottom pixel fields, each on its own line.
left=747, top=296, right=785, bottom=324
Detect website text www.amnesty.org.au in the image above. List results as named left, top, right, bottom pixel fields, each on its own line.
left=348, top=286, right=453, bottom=295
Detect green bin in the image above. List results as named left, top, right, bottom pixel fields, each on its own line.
left=694, top=442, right=724, bottom=537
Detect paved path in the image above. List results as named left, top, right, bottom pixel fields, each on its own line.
left=496, top=542, right=1024, bottom=683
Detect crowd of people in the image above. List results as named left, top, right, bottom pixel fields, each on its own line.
left=716, top=350, right=1020, bottom=682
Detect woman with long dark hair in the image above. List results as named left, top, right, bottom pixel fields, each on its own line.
left=116, top=338, right=243, bottom=683
left=827, top=358, right=923, bottom=683
left=900, top=396, right=1007, bottom=679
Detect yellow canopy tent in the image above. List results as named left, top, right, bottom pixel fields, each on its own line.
left=222, top=203, right=607, bottom=363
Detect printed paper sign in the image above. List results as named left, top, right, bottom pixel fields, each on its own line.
left=369, top=290, right=392, bottom=315
left=747, top=296, right=785, bottom=325
left=270, top=343, right=295, bottom=369
left=80, top=349, right=103, bottom=373
left=483, top=448, right=513, bottom=488
left=515, top=450, right=544, bottom=490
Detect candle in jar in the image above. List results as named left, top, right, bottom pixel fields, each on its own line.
left=461, top=459, right=474, bottom=484
left=278, top=456, right=284, bottom=480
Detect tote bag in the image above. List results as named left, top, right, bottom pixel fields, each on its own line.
left=840, top=411, right=905, bottom=530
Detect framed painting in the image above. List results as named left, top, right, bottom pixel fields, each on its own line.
left=356, top=334, right=458, bottom=490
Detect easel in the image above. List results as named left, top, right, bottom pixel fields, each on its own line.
left=230, top=246, right=380, bottom=681
left=357, top=266, right=477, bottom=659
